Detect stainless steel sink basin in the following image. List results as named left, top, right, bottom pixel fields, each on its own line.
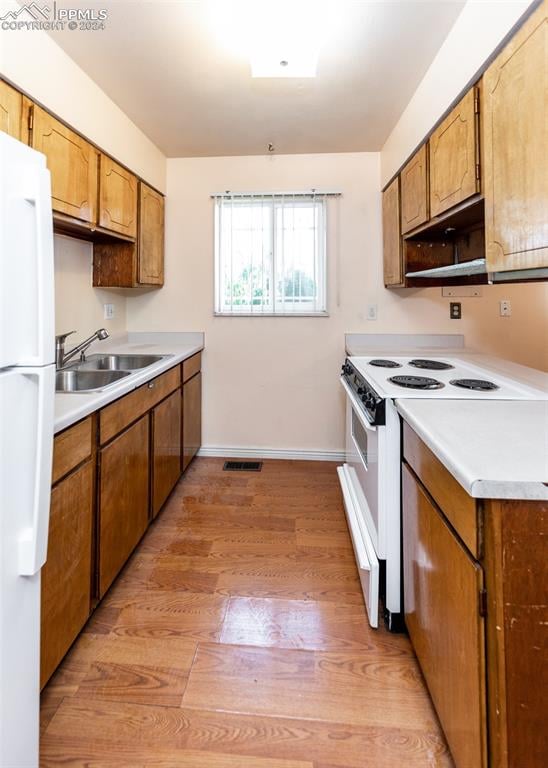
left=55, top=369, right=131, bottom=393
left=76, top=353, right=169, bottom=371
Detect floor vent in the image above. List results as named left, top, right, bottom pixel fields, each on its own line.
left=223, top=461, right=263, bottom=472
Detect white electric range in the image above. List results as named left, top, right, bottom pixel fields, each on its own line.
left=337, top=353, right=547, bottom=631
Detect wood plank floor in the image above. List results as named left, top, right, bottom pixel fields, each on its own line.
left=40, top=458, right=454, bottom=767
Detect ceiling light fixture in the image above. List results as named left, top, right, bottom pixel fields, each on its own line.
left=209, top=0, right=329, bottom=78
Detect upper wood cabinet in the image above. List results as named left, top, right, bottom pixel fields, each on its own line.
left=98, top=154, right=138, bottom=238
left=93, top=180, right=165, bottom=287
left=400, top=145, right=429, bottom=234
left=483, top=1, right=548, bottom=272
left=429, top=88, right=480, bottom=218
left=139, top=182, right=165, bottom=285
left=382, top=178, right=403, bottom=286
left=30, top=105, right=98, bottom=224
left=0, top=80, right=22, bottom=140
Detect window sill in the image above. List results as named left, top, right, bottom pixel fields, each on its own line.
left=214, top=311, right=330, bottom=318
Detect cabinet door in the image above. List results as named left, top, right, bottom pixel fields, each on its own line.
left=483, top=2, right=548, bottom=272
left=429, top=88, right=480, bottom=218
left=98, top=415, right=149, bottom=596
left=139, top=182, right=164, bottom=285
left=182, top=372, right=201, bottom=472
left=30, top=105, right=98, bottom=224
left=400, top=144, right=429, bottom=234
left=403, top=464, right=486, bottom=768
left=0, top=80, right=22, bottom=140
left=152, top=389, right=182, bottom=517
left=382, top=177, right=403, bottom=286
left=98, top=154, right=138, bottom=238
left=41, top=461, right=93, bottom=688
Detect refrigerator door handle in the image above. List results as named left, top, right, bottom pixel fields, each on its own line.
left=17, top=365, right=55, bottom=576
left=20, top=166, right=55, bottom=367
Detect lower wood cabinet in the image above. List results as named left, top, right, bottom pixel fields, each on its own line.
left=152, top=389, right=182, bottom=517
left=182, top=371, right=202, bottom=472
left=98, top=415, right=149, bottom=597
left=403, top=421, right=547, bottom=768
left=42, top=357, right=202, bottom=683
left=403, top=463, right=486, bottom=768
left=41, top=460, right=93, bottom=688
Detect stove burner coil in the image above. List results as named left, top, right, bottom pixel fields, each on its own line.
left=409, top=359, right=454, bottom=371
left=388, top=375, right=444, bottom=390
left=450, top=378, right=499, bottom=391
left=368, top=359, right=402, bottom=368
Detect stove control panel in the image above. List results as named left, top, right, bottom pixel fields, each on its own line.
left=341, top=359, right=385, bottom=426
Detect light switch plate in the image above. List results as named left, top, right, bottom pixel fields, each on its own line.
left=366, top=304, right=377, bottom=321
left=103, top=303, right=115, bottom=320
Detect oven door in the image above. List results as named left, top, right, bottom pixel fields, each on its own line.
left=337, top=463, right=379, bottom=628
left=341, top=382, right=382, bottom=555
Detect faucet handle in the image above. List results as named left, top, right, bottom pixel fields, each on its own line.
left=55, top=330, right=76, bottom=345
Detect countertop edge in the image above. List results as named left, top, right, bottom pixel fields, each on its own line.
left=396, top=401, right=548, bottom=501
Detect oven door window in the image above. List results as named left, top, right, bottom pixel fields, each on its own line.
left=351, top=409, right=371, bottom=470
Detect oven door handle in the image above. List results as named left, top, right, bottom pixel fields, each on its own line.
left=340, top=376, right=377, bottom=433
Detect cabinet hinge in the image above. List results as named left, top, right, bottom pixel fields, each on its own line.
left=474, top=89, right=480, bottom=115
left=27, top=106, right=34, bottom=132
left=475, top=162, right=481, bottom=182
left=479, top=588, right=488, bottom=617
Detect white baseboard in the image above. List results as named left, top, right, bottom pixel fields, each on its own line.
left=198, top=446, right=345, bottom=462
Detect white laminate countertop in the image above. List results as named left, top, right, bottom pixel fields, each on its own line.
left=396, top=399, right=548, bottom=500
left=54, top=332, right=204, bottom=434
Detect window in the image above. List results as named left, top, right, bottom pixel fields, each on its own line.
left=214, top=193, right=329, bottom=315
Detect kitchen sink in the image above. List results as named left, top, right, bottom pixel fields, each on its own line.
left=55, top=369, right=131, bottom=393
left=75, top=353, right=170, bottom=371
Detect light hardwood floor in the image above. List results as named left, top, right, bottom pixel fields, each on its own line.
left=40, top=458, right=453, bottom=767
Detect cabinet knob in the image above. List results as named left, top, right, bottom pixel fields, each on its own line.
left=148, top=382, right=154, bottom=389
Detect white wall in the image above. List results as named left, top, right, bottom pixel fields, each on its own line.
left=126, top=153, right=548, bottom=455
left=0, top=0, right=166, bottom=191
left=381, top=0, right=534, bottom=185
left=53, top=235, right=127, bottom=344
left=0, top=3, right=167, bottom=347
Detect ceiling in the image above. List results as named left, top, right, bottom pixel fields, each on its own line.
left=46, top=0, right=465, bottom=158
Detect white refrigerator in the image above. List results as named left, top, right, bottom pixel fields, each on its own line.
left=0, top=131, right=55, bottom=766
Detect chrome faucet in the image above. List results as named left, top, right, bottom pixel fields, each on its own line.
left=55, top=328, right=109, bottom=369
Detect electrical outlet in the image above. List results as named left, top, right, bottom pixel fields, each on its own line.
left=499, top=300, right=512, bottom=317
left=103, top=303, right=115, bottom=320
left=450, top=302, right=462, bottom=320
left=366, top=304, right=377, bottom=321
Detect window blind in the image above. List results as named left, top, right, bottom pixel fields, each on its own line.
left=213, top=191, right=339, bottom=316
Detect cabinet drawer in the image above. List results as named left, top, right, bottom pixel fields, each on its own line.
left=52, top=417, right=93, bottom=485
left=100, top=366, right=180, bottom=445
left=403, top=464, right=486, bottom=768
left=403, top=421, right=479, bottom=557
left=182, top=352, right=201, bottom=383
